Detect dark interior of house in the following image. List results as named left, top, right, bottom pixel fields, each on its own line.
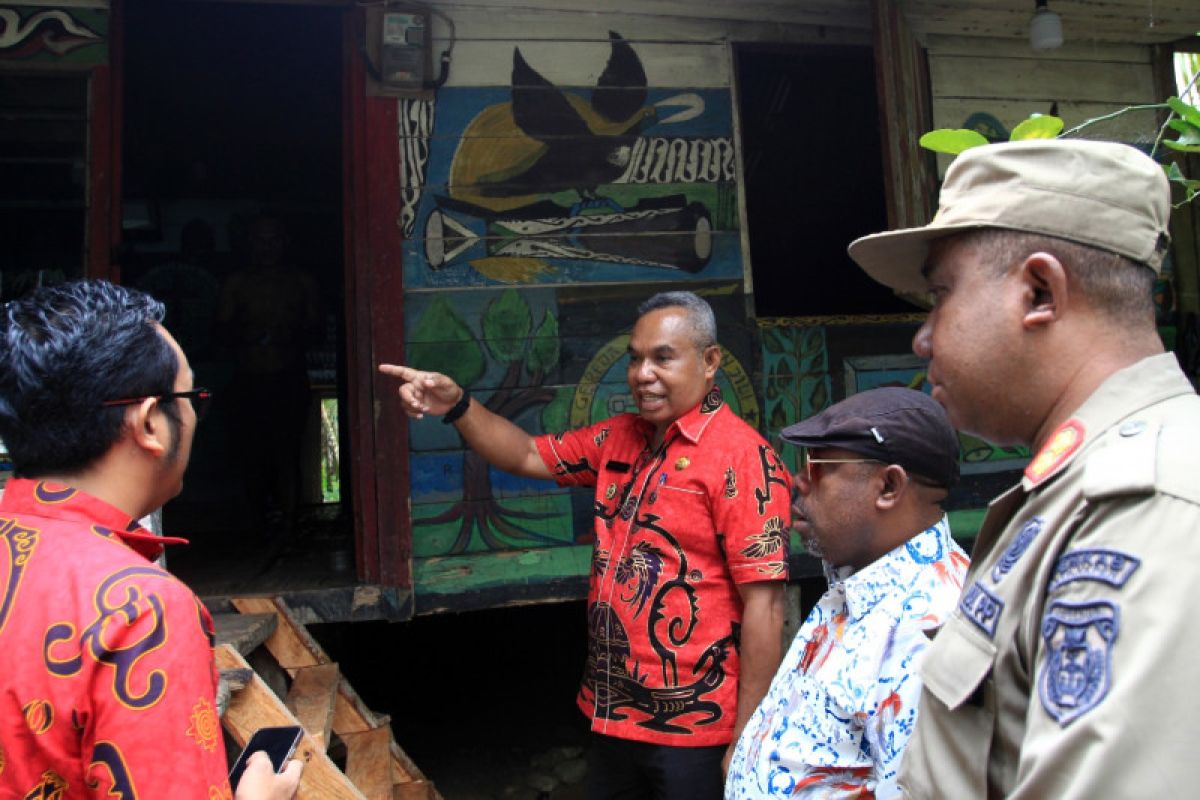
left=121, top=0, right=352, bottom=597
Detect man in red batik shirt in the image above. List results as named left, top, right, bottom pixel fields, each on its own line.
left=381, top=291, right=791, bottom=800
left=0, top=280, right=301, bottom=799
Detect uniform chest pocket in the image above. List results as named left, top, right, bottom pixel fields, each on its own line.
left=903, top=616, right=997, bottom=798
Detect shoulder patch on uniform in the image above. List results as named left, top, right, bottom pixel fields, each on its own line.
left=1081, top=420, right=1157, bottom=501
left=1039, top=600, right=1118, bottom=727
left=1048, top=548, right=1140, bottom=593
left=959, top=580, right=1004, bottom=638
left=991, top=516, right=1044, bottom=584
left=1026, top=420, right=1085, bottom=486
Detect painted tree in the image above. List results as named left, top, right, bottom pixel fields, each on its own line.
left=408, top=289, right=567, bottom=553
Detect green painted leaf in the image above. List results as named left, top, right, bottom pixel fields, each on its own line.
left=919, top=129, right=990, bottom=155
left=1167, top=96, right=1200, bottom=129
left=540, top=386, right=571, bottom=433
left=1010, top=114, right=1063, bottom=141
left=408, top=295, right=485, bottom=388
left=762, top=329, right=785, bottom=354
left=528, top=310, right=560, bottom=374
left=482, top=289, right=533, bottom=363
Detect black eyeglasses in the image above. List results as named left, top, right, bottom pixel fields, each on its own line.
left=103, top=388, right=213, bottom=421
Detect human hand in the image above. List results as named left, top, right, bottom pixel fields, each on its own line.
left=378, top=364, right=463, bottom=419
left=233, top=750, right=304, bottom=800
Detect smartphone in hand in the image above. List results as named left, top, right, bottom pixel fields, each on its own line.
left=229, top=725, right=304, bottom=791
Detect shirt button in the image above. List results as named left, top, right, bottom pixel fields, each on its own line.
left=1119, top=420, right=1147, bottom=437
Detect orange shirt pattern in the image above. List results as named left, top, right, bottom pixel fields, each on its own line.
left=0, top=479, right=231, bottom=798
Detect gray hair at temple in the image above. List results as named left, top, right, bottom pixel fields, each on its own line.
left=636, top=291, right=718, bottom=350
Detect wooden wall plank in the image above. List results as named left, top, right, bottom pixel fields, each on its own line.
left=930, top=54, right=1155, bottom=103
left=439, top=39, right=731, bottom=88
left=924, top=33, right=1150, bottom=63
left=427, top=0, right=871, bottom=30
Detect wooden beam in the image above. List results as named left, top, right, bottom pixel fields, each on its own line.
left=215, top=645, right=368, bottom=800
left=344, top=727, right=394, bottom=799
left=213, top=612, right=279, bottom=656
left=286, top=663, right=341, bottom=750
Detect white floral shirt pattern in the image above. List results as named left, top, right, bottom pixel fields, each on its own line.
left=726, top=516, right=968, bottom=799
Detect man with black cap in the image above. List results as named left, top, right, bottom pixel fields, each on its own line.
left=848, top=138, right=1200, bottom=796
left=725, top=387, right=968, bottom=799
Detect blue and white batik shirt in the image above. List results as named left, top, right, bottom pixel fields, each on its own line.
left=726, top=516, right=968, bottom=799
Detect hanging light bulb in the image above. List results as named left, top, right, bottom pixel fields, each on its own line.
left=1030, top=0, right=1064, bottom=51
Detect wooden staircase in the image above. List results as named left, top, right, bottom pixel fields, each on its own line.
left=213, top=596, right=438, bottom=800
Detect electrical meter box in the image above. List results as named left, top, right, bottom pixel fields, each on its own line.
left=381, top=8, right=429, bottom=90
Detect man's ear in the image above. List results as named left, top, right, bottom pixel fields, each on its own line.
left=127, top=398, right=169, bottom=457
left=1019, top=252, right=1067, bottom=330
left=875, top=464, right=907, bottom=511
left=702, top=344, right=721, bottom=380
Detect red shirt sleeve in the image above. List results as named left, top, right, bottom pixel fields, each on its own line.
left=713, top=440, right=792, bottom=584
left=534, top=419, right=617, bottom=488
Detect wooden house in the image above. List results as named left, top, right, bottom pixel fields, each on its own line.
left=3, top=0, right=1199, bottom=623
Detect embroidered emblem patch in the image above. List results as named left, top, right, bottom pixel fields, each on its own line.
left=992, top=516, right=1044, bottom=583
left=1025, top=420, right=1085, bottom=485
left=1039, top=600, right=1118, bottom=726
left=1048, top=549, right=1141, bottom=593
left=960, top=580, right=1004, bottom=637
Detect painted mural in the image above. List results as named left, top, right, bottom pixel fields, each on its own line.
left=759, top=320, right=1031, bottom=477
left=406, top=287, right=758, bottom=563
left=400, top=32, right=741, bottom=288
left=0, top=5, right=107, bottom=63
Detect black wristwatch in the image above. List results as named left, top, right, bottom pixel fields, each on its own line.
left=441, top=390, right=471, bottom=425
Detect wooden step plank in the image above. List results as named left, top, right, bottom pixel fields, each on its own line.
left=213, top=612, right=278, bottom=655
left=231, top=597, right=325, bottom=668
left=286, top=663, right=340, bottom=750
left=393, top=781, right=436, bottom=800
left=343, top=727, right=393, bottom=800
left=230, top=597, right=435, bottom=792
left=215, top=645, right=367, bottom=800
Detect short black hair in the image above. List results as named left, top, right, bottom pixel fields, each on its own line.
left=0, top=280, right=179, bottom=477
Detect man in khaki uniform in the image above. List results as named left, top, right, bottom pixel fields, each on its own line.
left=846, top=138, right=1200, bottom=797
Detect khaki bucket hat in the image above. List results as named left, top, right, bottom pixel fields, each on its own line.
left=848, top=138, right=1172, bottom=295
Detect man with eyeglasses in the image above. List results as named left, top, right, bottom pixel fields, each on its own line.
left=725, top=387, right=968, bottom=799
left=0, top=280, right=301, bottom=799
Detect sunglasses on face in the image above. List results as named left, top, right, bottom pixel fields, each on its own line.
left=102, top=388, right=213, bottom=421
left=800, top=449, right=884, bottom=484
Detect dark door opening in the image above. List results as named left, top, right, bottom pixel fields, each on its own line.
left=736, top=45, right=907, bottom=318
left=120, top=0, right=351, bottom=595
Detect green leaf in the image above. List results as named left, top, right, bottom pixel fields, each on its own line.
left=1164, top=140, right=1200, bottom=153
left=919, top=129, right=990, bottom=155
left=482, top=289, right=532, bottom=363
left=1010, top=114, right=1064, bottom=141
left=408, top=295, right=485, bottom=389
left=527, top=310, right=560, bottom=374
left=1167, top=96, right=1200, bottom=129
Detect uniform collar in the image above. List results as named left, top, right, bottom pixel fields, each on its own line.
left=1022, top=352, right=1194, bottom=490
left=826, top=515, right=953, bottom=621
left=0, top=478, right=188, bottom=561
left=635, top=385, right=725, bottom=446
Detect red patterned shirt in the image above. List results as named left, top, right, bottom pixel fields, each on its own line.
left=0, top=479, right=231, bottom=799
left=536, top=388, right=792, bottom=746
